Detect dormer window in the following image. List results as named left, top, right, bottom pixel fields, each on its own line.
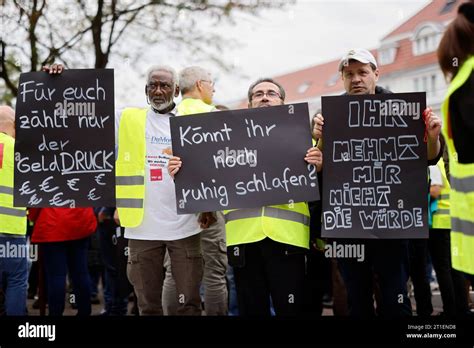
left=378, top=43, right=398, bottom=65
left=412, top=23, right=442, bottom=56
left=326, top=73, right=339, bottom=87
left=440, top=0, right=457, bottom=14
left=297, top=81, right=311, bottom=94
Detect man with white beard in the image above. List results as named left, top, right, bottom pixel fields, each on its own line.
left=113, top=66, right=206, bottom=315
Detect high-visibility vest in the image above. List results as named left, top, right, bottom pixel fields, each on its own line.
left=176, top=98, right=310, bottom=249
left=177, top=98, right=215, bottom=115
left=432, top=158, right=451, bottom=229
left=115, top=108, right=147, bottom=227
left=224, top=204, right=310, bottom=249
left=441, top=55, right=474, bottom=275
left=0, top=133, right=26, bottom=235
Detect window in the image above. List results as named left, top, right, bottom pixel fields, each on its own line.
left=412, top=24, right=442, bottom=56
left=297, top=82, right=311, bottom=94
left=440, top=0, right=457, bottom=14
left=431, top=74, right=437, bottom=95
left=378, top=42, right=399, bottom=65
left=326, top=73, right=339, bottom=87
left=422, top=76, right=428, bottom=92
left=414, top=78, right=419, bottom=91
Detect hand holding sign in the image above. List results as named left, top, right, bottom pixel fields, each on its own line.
left=168, top=156, right=182, bottom=178
left=42, top=64, right=64, bottom=74
left=304, top=147, right=323, bottom=172
left=312, top=113, right=324, bottom=141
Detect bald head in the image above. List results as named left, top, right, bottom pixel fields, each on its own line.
left=0, top=106, right=16, bottom=138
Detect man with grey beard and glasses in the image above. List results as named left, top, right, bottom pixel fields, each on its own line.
left=113, top=65, right=206, bottom=315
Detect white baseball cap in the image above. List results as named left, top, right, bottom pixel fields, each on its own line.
left=338, top=48, right=378, bottom=72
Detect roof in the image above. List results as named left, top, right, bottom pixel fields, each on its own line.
left=383, top=0, right=459, bottom=40
left=237, top=58, right=347, bottom=108
left=236, top=0, right=461, bottom=108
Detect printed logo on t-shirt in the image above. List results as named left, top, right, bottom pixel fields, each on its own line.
left=150, top=168, right=163, bottom=181
left=150, top=136, right=171, bottom=145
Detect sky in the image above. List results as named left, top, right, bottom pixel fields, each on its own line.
left=113, top=0, right=431, bottom=109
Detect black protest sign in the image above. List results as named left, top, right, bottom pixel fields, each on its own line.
left=14, top=69, right=115, bottom=207
left=321, top=92, right=428, bottom=239
left=170, top=103, right=320, bottom=214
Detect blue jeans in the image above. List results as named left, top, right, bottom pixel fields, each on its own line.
left=41, top=237, right=91, bottom=316
left=226, top=266, right=239, bottom=316
left=0, top=235, right=28, bottom=315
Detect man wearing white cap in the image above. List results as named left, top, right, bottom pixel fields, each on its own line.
left=312, top=48, right=443, bottom=318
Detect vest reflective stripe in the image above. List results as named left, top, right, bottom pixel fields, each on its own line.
left=451, top=176, right=474, bottom=192
left=264, top=207, right=310, bottom=226
left=442, top=56, right=474, bottom=274
left=115, top=108, right=147, bottom=227
left=116, top=198, right=144, bottom=209
left=177, top=98, right=215, bottom=116
left=0, top=186, right=13, bottom=195
left=432, top=158, right=451, bottom=229
left=0, top=133, right=26, bottom=235
left=452, top=218, right=474, bottom=236
left=116, top=176, right=145, bottom=185
left=435, top=209, right=450, bottom=215
left=224, top=207, right=310, bottom=227
left=224, top=208, right=262, bottom=222
left=224, top=203, right=310, bottom=249
left=0, top=206, right=26, bottom=217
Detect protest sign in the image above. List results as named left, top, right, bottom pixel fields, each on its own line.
left=14, top=69, right=115, bottom=207
left=170, top=103, right=320, bottom=214
left=321, top=92, right=428, bottom=239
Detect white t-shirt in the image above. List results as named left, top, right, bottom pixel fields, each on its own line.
left=116, top=107, right=200, bottom=241
left=429, top=164, right=443, bottom=187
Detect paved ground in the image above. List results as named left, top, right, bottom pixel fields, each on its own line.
left=26, top=287, right=474, bottom=316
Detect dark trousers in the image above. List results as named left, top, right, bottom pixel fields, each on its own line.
left=429, top=228, right=468, bottom=317
left=408, top=239, right=433, bottom=317
left=42, top=237, right=91, bottom=316
left=98, top=223, right=129, bottom=315
left=338, top=239, right=412, bottom=318
left=302, top=248, right=330, bottom=316
left=230, top=238, right=306, bottom=316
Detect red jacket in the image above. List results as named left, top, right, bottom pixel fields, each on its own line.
left=29, top=208, right=97, bottom=243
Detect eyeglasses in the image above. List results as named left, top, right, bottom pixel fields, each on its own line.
left=251, top=90, right=282, bottom=100
left=147, top=81, right=173, bottom=92
left=200, top=80, right=215, bottom=87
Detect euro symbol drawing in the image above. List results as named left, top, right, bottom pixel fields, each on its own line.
left=95, top=173, right=106, bottom=186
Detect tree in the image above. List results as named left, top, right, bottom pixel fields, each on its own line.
left=0, top=0, right=290, bottom=104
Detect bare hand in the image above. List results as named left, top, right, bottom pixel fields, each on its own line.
left=198, top=212, right=216, bottom=229
left=113, top=209, right=120, bottom=226
left=312, top=113, right=324, bottom=140
left=305, top=146, right=323, bottom=172
left=98, top=211, right=108, bottom=223
left=42, top=64, right=64, bottom=74
left=424, top=107, right=442, bottom=142
left=168, top=156, right=182, bottom=178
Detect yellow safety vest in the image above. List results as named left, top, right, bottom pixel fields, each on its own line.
left=441, top=55, right=474, bottom=274
left=0, top=133, right=26, bottom=235
left=224, top=204, right=310, bottom=249
left=115, top=108, right=147, bottom=227
left=177, top=98, right=215, bottom=115
left=432, top=158, right=451, bottom=229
